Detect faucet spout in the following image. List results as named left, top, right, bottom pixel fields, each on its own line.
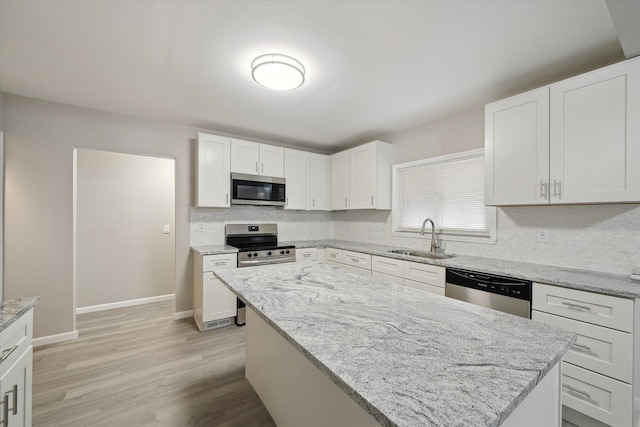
left=420, top=218, right=437, bottom=253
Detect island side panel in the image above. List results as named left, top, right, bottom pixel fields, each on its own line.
left=245, top=308, right=380, bottom=427
left=501, top=362, right=561, bottom=427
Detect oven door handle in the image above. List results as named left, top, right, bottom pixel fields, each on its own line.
left=238, top=257, right=296, bottom=267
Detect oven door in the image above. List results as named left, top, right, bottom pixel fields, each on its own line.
left=231, top=173, right=286, bottom=206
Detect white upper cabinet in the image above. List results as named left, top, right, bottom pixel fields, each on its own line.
left=549, top=58, right=640, bottom=204
left=284, top=148, right=308, bottom=210
left=330, top=150, right=350, bottom=210
left=486, top=57, right=640, bottom=206
left=308, top=153, right=328, bottom=210
left=330, top=140, right=392, bottom=210
left=485, top=87, right=550, bottom=205
left=195, top=133, right=231, bottom=208
left=259, top=144, right=285, bottom=177
left=231, top=139, right=285, bottom=178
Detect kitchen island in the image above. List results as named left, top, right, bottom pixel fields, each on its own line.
left=214, top=262, right=575, bottom=427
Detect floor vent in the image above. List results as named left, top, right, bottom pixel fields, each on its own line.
left=203, top=317, right=233, bottom=331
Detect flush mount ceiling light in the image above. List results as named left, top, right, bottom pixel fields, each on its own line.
left=251, top=53, right=305, bottom=91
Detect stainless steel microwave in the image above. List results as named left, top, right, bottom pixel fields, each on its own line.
left=231, top=173, right=286, bottom=206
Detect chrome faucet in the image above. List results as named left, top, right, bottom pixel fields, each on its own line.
left=420, top=218, right=438, bottom=253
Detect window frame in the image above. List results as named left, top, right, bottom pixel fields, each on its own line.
left=392, top=148, right=497, bottom=244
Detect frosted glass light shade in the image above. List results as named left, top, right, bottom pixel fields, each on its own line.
left=251, top=54, right=305, bottom=91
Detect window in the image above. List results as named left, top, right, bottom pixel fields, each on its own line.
left=392, top=149, right=496, bottom=243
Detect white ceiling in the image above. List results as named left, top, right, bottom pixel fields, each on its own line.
left=0, top=1, right=626, bottom=152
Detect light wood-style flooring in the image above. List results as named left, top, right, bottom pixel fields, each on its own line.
left=32, top=300, right=276, bottom=427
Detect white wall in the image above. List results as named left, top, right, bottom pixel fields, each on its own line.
left=76, top=149, right=175, bottom=307
left=2, top=94, right=194, bottom=338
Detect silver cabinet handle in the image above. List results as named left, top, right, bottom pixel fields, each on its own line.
left=8, top=385, right=17, bottom=416
left=255, top=161, right=258, bottom=173
left=572, top=342, right=591, bottom=351
left=286, top=197, right=289, bottom=207
left=330, top=253, right=337, bottom=258
left=344, top=198, right=348, bottom=207
left=261, top=163, right=264, bottom=173
left=371, top=195, right=374, bottom=206
left=303, top=253, right=311, bottom=258
left=214, top=261, right=226, bottom=266
left=312, top=198, right=315, bottom=208
left=563, top=383, right=591, bottom=399
left=1, top=345, right=19, bottom=362
left=1, top=393, right=8, bottom=427
left=561, top=301, right=592, bottom=311
left=553, top=179, right=562, bottom=199
left=226, top=193, right=229, bottom=204
left=540, top=181, right=548, bottom=200
left=351, top=258, right=359, bottom=263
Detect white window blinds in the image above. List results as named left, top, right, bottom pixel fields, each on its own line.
left=394, top=149, right=495, bottom=239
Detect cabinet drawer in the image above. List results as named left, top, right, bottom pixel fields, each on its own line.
left=296, top=248, right=318, bottom=262
left=532, top=283, right=633, bottom=332
left=561, top=362, right=632, bottom=427
left=372, top=271, right=403, bottom=285
left=324, top=259, right=342, bottom=269
left=342, top=264, right=371, bottom=276
left=342, top=250, right=372, bottom=270
left=371, top=256, right=403, bottom=277
left=0, top=309, right=33, bottom=377
left=203, top=254, right=236, bottom=272
left=404, top=262, right=445, bottom=287
left=404, top=279, right=445, bottom=296
left=532, top=311, right=632, bottom=383
left=325, top=247, right=343, bottom=263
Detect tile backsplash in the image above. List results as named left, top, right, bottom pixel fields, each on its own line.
left=191, top=203, right=640, bottom=276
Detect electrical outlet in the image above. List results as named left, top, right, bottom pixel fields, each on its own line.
left=536, top=228, right=549, bottom=243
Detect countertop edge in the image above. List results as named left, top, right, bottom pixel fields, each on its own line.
left=0, top=296, right=40, bottom=332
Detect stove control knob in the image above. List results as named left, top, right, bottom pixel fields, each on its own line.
left=253, top=252, right=258, bottom=257
left=285, top=250, right=290, bottom=254
left=280, top=250, right=285, bottom=255
left=267, top=251, right=272, bottom=256
left=247, top=253, right=252, bottom=258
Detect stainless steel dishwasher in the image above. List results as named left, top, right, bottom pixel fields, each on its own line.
left=445, top=268, right=532, bottom=318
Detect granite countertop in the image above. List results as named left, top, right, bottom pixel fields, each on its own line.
left=0, top=297, right=39, bottom=332
left=214, top=262, right=575, bottom=427
left=191, top=244, right=239, bottom=256
left=282, top=239, right=640, bottom=299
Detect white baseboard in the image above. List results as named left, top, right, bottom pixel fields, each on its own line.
left=76, top=294, right=175, bottom=315
left=33, top=330, right=79, bottom=347
left=174, top=310, right=193, bottom=320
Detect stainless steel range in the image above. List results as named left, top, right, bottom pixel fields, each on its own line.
left=225, top=223, right=296, bottom=324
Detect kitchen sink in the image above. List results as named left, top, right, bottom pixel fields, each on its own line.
left=388, top=249, right=455, bottom=259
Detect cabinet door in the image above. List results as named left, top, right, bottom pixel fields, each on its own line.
left=196, top=133, right=231, bottom=207
left=284, top=149, right=308, bottom=210
left=330, top=151, right=350, bottom=210
left=308, top=153, right=328, bottom=210
left=202, top=272, right=237, bottom=322
left=349, top=142, right=377, bottom=209
left=259, top=144, right=285, bottom=178
left=550, top=58, right=640, bottom=203
left=0, top=346, right=32, bottom=427
left=231, top=139, right=260, bottom=175
left=485, top=87, right=550, bottom=206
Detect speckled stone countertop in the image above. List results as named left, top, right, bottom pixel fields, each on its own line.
left=281, top=239, right=640, bottom=299
left=0, top=297, right=39, bottom=332
left=191, top=244, right=238, bottom=256
left=215, top=262, right=575, bottom=427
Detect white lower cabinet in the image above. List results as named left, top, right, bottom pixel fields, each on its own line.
left=296, top=248, right=318, bottom=262
left=0, top=308, right=33, bottom=427
left=323, top=249, right=446, bottom=295
left=532, top=283, right=637, bottom=427
left=193, top=253, right=237, bottom=331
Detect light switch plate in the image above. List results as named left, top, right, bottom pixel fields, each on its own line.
left=163, top=224, right=171, bottom=234
left=536, top=228, right=549, bottom=243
